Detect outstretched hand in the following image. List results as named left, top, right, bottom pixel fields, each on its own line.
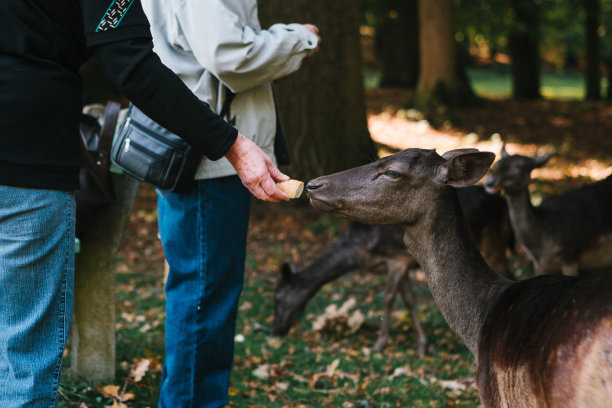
left=225, top=134, right=291, bottom=202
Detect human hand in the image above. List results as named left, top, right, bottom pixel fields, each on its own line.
left=225, top=134, right=291, bottom=202
left=303, top=24, right=320, bottom=55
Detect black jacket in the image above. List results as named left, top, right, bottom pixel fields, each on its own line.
left=0, top=0, right=237, bottom=189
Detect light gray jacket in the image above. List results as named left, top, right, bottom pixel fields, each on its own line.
left=141, top=0, right=319, bottom=179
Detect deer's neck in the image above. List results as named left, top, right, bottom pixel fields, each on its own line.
left=503, top=188, right=541, bottom=246
left=403, top=189, right=509, bottom=356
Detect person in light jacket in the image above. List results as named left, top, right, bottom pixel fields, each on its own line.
left=139, top=0, right=320, bottom=406
left=0, top=0, right=290, bottom=407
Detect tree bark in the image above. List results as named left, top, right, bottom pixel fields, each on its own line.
left=608, top=46, right=612, bottom=100
left=377, top=0, right=419, bottom=88
left=259, top=0, right=377, bottom=183
left=584, top=0, right=601, bottom=100
left=508, top=0, right=541, bottom=100
left=413, top=0, right=476, bottom=111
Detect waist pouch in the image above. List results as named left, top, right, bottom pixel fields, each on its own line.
left=111, top=105, right=202, bottom=193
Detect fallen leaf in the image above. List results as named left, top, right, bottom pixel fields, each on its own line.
left=252, top=364, right=270, bottom=380
left=96, top=384, right=120, bottom=400
left=129, top=358, right=150, bottom=382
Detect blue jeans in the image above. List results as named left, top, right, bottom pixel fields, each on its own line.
left=157, top=176, right=251, bottom=408
left=0, top=185, right=75, bottom=408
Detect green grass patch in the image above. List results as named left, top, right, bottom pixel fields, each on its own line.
left=467, top=65, right=590, bottom=100
left=366, top=64, right=597, bottom=101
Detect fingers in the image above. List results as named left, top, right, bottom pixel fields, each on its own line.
left=243, top=174, right=289, bottom=202
left=261, top=175, right=290, bottom=202
left=225, top=135, right=290, bottom=202
left=268, top=160, right=290, bottom=182
left=245, top=155, right=290, bottom=202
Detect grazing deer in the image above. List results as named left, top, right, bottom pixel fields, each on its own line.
left=274, top=186, right=515, bottom=355
left=306, top=148, right=612, bottom=408
left=484, top=146, right=612, bottom=276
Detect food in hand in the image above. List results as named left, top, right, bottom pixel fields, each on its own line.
left=277, top=179, right=304, bottom=198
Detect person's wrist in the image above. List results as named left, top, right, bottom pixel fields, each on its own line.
left=225, top=134, right=247, bottom=163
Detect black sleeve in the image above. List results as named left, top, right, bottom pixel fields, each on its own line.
left=94, top=38, right=237, bottom=160
left=81, top=0, right=153, bottom=47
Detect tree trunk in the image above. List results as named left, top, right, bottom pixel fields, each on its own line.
left=259, top=0, right=377, bottom=183
left=608, top=47, right=612, bottom=100
left=508, top=0, right=541, bottom=100
left=413, top=0, right=476, bottom=111
left=584, top=0, right=601, bottom=100
left=377, top=0, right=419, bottom=88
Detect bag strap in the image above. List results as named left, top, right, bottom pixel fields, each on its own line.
left=96, top=101, right=121, bottom=170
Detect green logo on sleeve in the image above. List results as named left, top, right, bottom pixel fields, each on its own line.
left=96, top=0, right=136, bottom=32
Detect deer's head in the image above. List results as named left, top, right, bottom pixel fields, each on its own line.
left=307, top=148, right=495, bottom=225
left=484, top=146, right=551, bottom=196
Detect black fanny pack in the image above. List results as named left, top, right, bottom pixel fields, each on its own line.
left=111, top=92, right=234, bottom=193
left=110, top=105, right=203, bottom=193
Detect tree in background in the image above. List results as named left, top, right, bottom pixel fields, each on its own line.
left=376, top=0, right=419, bottom=88
left=259, top=0, right=377, bottom=183
left=412, top=0, right=476, bottom=111
left=455, top=0, right=510, bottom=63
left=508, top=0, right=541, bottom=99
left=583, top=0, right=601, bottom=100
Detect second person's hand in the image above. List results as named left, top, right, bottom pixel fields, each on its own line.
left=225, top=134, right=291, bottom=202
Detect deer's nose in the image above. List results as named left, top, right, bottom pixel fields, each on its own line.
left=306, top=181, right=323, bottom=191
left=483, top=176, right=497, bottom=188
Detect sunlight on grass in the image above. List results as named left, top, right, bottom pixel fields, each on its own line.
left=467, top=66, right=592, bottom=100
left=366, top=65, right=598, bottom=101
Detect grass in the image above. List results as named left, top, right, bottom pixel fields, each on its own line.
left=466, top=65, right=596, bottom=100
left=365, top=63, right=600, bottom=101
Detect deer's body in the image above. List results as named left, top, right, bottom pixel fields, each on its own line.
left=306, top=148, right=612, bottom=408
left=478, top=272, right=612, bottom=408
left=485, top=149, right=612, bottom=276
left=274, top=186, right=514, bottom=354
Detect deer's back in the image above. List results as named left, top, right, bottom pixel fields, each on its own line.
left=536, top=175, right=612, bottom=239
left=477, top=270, right=612, bottom=407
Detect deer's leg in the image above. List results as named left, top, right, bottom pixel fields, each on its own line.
left=372, top=261, right=403, bottom=353
left=397, top=267, right=426, bottom=356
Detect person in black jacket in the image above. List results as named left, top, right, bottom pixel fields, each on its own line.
left=0, top=1, right=289, bottom=406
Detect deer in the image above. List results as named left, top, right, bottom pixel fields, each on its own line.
left=274, top=185, right=515, bottom=355
left=306, top=147, right=612, bottom=408
left=484, top=146, right=612, bottom=276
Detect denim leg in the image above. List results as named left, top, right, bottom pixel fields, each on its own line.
left=157, top=176, right=251, bottom=408
left=0, top=186, right=75, bottom=408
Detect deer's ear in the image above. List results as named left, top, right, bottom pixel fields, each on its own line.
left=532, top=153, right=552, bottom=168
left=441, top=148, right=480, bottom=160
left=280, top=262, right=297, bottom=282
left=501, top=144, right=510, bottom=158
left=438, top=151, right=495, bottom=187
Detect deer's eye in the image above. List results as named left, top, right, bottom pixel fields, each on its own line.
left=384, top=169, right=403, bottom=179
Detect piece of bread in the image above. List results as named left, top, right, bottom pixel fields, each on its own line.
left=277, top=179, right=304, bottom=198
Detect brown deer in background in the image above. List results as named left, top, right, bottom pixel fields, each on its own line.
left=306, top=148, right=612, bottom=408
left=274, top=186, right=515, bottom=354
left=484, top=146, right=612, bottom=276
